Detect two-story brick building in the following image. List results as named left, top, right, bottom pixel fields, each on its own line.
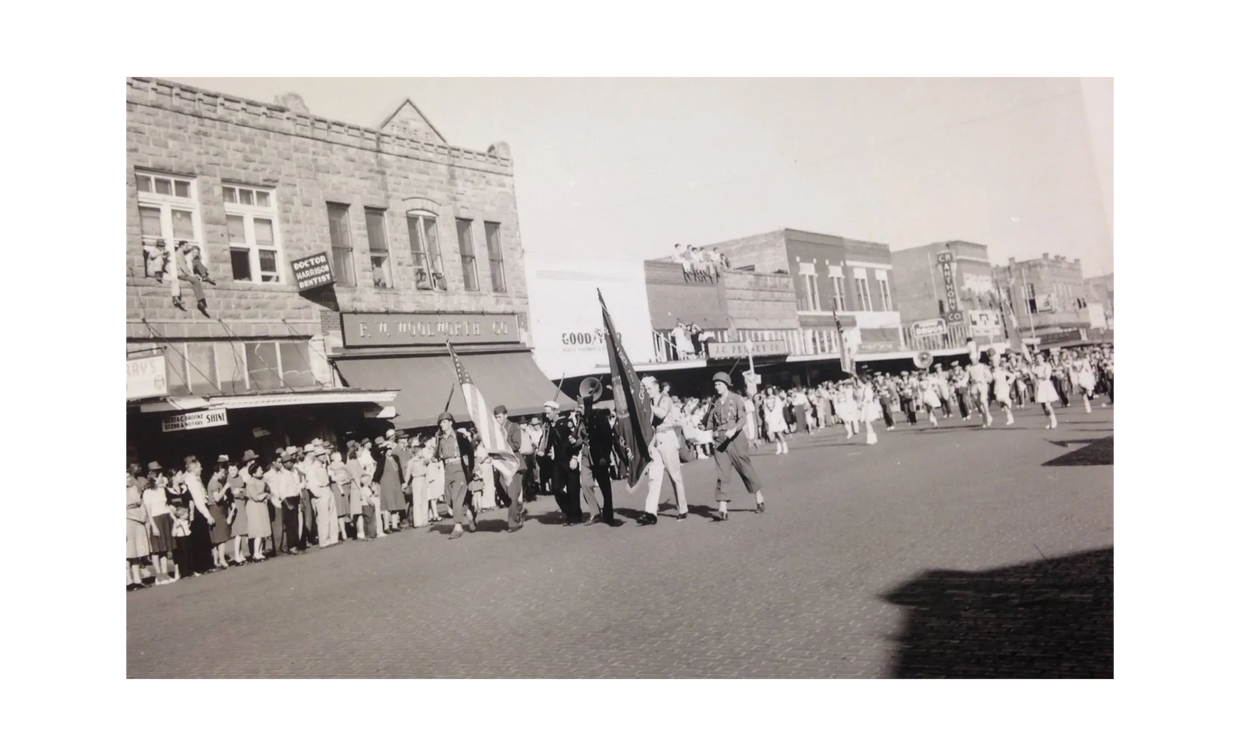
left=993, top=254, right=1096, bottom=347
left=125, top=78, right=569, bottom=466
left=889, top=241, right=1008, bottom=352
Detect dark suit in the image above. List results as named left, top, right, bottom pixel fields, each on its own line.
left=547, top=414, right=583, bottom=522
left=578, top=406, right=618, bottom=522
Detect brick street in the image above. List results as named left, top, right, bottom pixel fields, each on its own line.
left=127, top=403, right=1113, bottom=678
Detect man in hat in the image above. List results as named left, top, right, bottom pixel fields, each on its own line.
left=576, top=378, right=619, bottom=527
left=433, top=412, right=476, bottom=540
left=638, top=375, right=688, bottom=525
left=491, top=405, right=528, bottom=533
left=268, top=451, right=300, bottom=554
left=305, top=444, right=340, bottom=547
left=546, top=402, right=584, bottom=525
left=705, top=372, right=765, bottom=521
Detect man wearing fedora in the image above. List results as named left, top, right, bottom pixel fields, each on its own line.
left=576, top=377, right=619, bottom=527
left=491, top=404, right=528, bottom=533
left=433, top=412, right=477, bottom=540
left=638, top=375, right=689, bottom=525
left=705, top=371, right=766, bottom=521
left=305, top=443, right=340, bottom=547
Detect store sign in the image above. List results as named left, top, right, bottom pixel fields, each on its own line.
left=707, top=341, right=789, bottom=360
left=127, top=353, right=168, bottom=400
left=968, top=309, right=1003, bottom=336
left=342, top=312, right=521, bottom=347
left=945, top=310, right=965, bottom=324
left=938, top=251, right=959, bottom=314
left=559, top=328, right=607, bottom=353
left=162, top=408, right=228, bottom=433
left=292, top=253, right=334, bottom=292
left=910, top=318, right=947, bottom=338
left=857, top=342, right=899, bottom=354
left=1037, top=329, right=1086, bottom=346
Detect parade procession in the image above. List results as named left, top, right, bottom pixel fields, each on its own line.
left=124, top=76, right=1114, bottom=681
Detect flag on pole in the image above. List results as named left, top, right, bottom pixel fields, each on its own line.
left=832, top=298, right=853, bottom=375
left=445, top=339, right=519, bottom=487
left=598, top=290, right=654, bottom=491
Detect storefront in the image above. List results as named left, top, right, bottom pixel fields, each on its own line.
left=330, top=311, right=574, bottom=429
left=126, top=387, right=398, bottom=469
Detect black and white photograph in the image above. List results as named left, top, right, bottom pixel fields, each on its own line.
left=122, top=75, right=1115, bottom=679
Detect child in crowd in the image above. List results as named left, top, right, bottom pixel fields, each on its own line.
left=171, top=506, right=193, bottom=581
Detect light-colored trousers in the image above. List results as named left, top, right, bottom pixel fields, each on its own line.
left=314, top=492, right=339, bottom=546
left=645, top=431, right=688, bottom=515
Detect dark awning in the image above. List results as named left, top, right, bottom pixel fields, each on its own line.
left=333, top=351, right=576, bottom=429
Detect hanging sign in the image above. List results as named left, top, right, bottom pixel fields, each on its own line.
left=292, top=253, right=334, bottom=292
left=938, top=250, right=959, bottom=314
left=162, top=408, right=229, bottom=433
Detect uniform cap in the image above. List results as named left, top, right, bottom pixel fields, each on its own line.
left=438, top=412, right=455, bottom=423
left=711, top=372, right=732, bottom=387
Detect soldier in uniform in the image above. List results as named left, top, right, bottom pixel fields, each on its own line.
left=433, top=412, right=476, bottom=540
left=543, top=401, right=584, bottom=525
left=704, top=372, right=766, bottom=522
left=575, top=378, right=620, bottom=527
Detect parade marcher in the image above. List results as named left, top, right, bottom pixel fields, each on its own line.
left=490, top=404, right=528, bottom=533
left=878, top=375, right=898, bottom=430
left=991, top=359, right=1017, bottom=426
left=932, top=364, right=954, bottom=418
left=434, top=412, right=478, bottom=540
left=639, top=375, right=689, bottom=524
left=918, top=370, right=943, bottom=428
left=950, top=362, right=971, bottom=420
left=1071, top=349, right=1096, bottom=414
left=575, top=379, right=619, bottom=527
left=705, top=373, right=766, bottom=521
left=858, top=375, right=879, bottom=444
left=1051, top=352, right=1072, bottom=409
left=897, top=371, right=918, bottom=425
left=965, top=354, right=994, bottom=428
left=1032, top=352, right=1060, bottom=429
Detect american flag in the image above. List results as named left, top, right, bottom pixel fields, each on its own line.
left=446, top=340, right=519, bottom=487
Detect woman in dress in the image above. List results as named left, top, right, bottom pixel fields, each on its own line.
left=405, top=441, right=430, bottom=528
left=205, top=459, right=232, bottom=570
left=1032, top=352, right=1060, bottom=429
left=142, top=463, right=175, bottom=585
left=376, top=440, right=405, bottom=534
left=763, top=391, right=789, bottom=454
left=918, top=370, right=943, bottom=428
left=743, top=385, right=759, bottom=443
left=835, top=381, right=859, bottom=439
left=243, top=462, right=272, bottom=561
left=1072, top=350, right=1097, bottom=413
left=227, top=459, right=249, bottom=564
left=791, top=388, right=809, bottom=435
left=991, top=359, right=1017, bottom=426
left=858, top=376, right=879, bottom=444
left=329, top=450, right=352, bottom=540
left=127, top=471, right=151, bottom=590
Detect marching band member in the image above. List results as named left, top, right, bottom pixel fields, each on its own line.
left=991, top=358, right=1017, bottom=426
left=1071, top=349, right=1096, bottom=414
left=965, top=353, right=994, bottom=428
left=918, top=370, right=942, bottom=428
left=1032, top=352, right=1060, bottom=429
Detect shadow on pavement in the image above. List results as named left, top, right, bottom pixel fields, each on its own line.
left=1043, top=437, right=1113, bottom=467
left=882, top=547, right=1113, bottom=678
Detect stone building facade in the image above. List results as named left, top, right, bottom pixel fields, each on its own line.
left=125, top=77, right=563, bottom=466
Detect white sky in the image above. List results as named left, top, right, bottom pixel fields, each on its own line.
left=169, top=78, right=1113, bottom=277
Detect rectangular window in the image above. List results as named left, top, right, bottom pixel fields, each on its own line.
left=829, top=274, right=846, bottom=311
left=797, top=271, right=820, bottom=311
left=278, top=342, right=316, bottom=388
left=456, top=218, right=479, bottom=291
left=878, top=279, right=892, bottom=311
left=214, top=343, right=248, bottom=394
left=365, top=208, right=392, bottom=289
left=222, top=184, right=282, bottom=284
left=854, top=277, right=872, bottom=312
left=186, top=342, right=218, bottom=394
left=135, top=170, right=201, bottom=261
left=327, top=203, right=356, bottom=287
left=484, top=221, right=506, bottom=293
left=407, top=215, right=447, bottom=291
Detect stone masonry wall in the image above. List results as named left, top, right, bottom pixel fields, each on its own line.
left=125, top=78, right=529, bottom=352
left=721, top=271, right=798, bottom=330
